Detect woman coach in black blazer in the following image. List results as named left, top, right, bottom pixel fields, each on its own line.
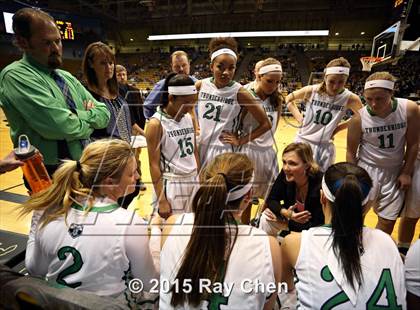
left=259, top=142, right=324, bottom=234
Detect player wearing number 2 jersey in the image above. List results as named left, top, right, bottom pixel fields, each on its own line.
left=146, top=73, right=200, bottom=219
left=22, top=140, right=157, bottom=302
left=281, top=162, right=406, bottom=309
left=347, top=71, right=419, bottom=236
left=286, top=57, right=362, bottom=172
left=196, top=37, right=270, bottom=166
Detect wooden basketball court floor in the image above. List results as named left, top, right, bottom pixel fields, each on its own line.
left=1, top=109, right=419, bottom=241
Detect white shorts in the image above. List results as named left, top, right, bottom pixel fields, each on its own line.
left=199, top=143, right=237, bottom=167
left=238, top=145, right=279, bottom=199
left=152, top=174, right=198, bottom=214
left=401, top=159, right=420, bottom=219
left=295, top=137, right=335, bottom=173
left=358, top=161, right=404, bottom=221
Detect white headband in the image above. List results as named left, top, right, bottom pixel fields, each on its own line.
left=364, top=80, right=395, bottom=90
left=321, top=176, right=370, bottom=206
left=210, top=48, right=237, bottom=62
left=258, top=64, right=283, bottom=75
left=168, top=85, right=197, bottom=95
left=226, top=175, right=254, bottom=202
left=325, top=66, right=350, bottom=76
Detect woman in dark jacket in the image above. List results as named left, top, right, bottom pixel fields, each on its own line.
left=82, top=42, right=138, bottom=208
left=82, top=42, right=132, bottom=142
left=259, top=142, right=324, bottom=235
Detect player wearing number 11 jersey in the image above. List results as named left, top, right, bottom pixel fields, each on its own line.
left=347, top=71, right=419, bottom=236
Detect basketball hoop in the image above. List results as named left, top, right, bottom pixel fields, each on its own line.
left=360, top=56, right=383, bottom=72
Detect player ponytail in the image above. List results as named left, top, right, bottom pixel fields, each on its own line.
left=160, top=72, right=195, bottom=108
left=170, top=153, right=253, bottom=307
left=20, top=139, right=133, bottom=228
left=324, top=162, right=372, bottom=290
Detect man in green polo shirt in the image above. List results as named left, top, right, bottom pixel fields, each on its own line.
left=0, top=8, right=110, bottom=177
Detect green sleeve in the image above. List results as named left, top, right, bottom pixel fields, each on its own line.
left=1, top=72, right=96, bottom=141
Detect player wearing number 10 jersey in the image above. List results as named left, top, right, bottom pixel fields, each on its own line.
left=286, top=57, right=362, bottom=172
left=347, top=71, right=419, bottom=236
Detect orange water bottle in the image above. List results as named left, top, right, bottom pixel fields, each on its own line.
left=14, top=135, right=52, bottom=193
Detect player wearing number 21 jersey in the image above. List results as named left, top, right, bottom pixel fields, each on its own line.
left=196, top=37, right=270, bottom=166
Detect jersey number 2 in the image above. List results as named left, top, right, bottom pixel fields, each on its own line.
left=320, top=266, right=402, bottom=310
left=56, top=246, right=84, bottom=288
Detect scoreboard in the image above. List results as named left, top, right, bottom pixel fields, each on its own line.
left=55, top=20, right=75, bottom=40
left=2, top=12, right=75, bottom=40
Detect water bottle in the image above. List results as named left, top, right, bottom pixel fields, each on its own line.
left=14, top=135, right=52, bottom=193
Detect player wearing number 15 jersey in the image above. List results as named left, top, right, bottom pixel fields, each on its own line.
left=196, top=37, right=270, bottom=166
left=347, top=71, right=419, bottom=235
left=281, top=163, right=406, bottom=309
left=286, top=57, right=362, bottom=172
left=146, top=73, right=200, bottom=219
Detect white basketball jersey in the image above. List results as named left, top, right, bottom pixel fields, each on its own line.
left=295, top=226, right=406, bottom=309
left=160, top=213, right=275, bottom=310
left=27, top=199, right=149, bottom=296
left=358, top=98, right=407, bottom=168
left=152, top=110, right=197, bottom=175
left=242, top=83, right=279, bottom=148
left=298, top=85, right=351, bottom=143
left=198, top=78, right=242, bottom=147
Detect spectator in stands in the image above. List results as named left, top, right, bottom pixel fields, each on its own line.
left=116, top=64, right=147, bottom=191
left=143, top=51, right=197, bottom=119
left=0, top=8, right=110, bottom=180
